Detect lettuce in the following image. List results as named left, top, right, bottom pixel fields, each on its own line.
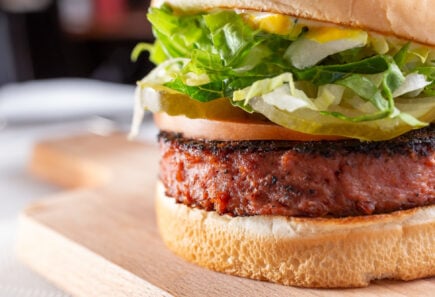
left=417, top=66, right=435, bottom=96
left=132, top=5, right=435, bottom=140
left=284, top=31, right=368, bottom=69
left=393, top=73, right=431, bottom=97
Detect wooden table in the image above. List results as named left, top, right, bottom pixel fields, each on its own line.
left=16, top=133, right=434, bottom=296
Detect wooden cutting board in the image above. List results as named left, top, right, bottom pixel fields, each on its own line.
left=16, top=133, right=434, bottom=297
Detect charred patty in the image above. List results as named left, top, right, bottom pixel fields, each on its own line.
left=158, top=125, right=434, bottom=218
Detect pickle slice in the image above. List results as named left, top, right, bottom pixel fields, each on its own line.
left=249, top=96, right=434, bottom=141
left=136, top=86, right=434, bottom=141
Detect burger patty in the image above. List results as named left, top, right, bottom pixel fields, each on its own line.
left=158, top=125, right=435, bottom=217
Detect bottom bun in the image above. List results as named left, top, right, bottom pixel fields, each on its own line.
left=155, top=182, right=435, bottom=288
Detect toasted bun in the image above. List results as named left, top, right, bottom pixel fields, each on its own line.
left=152, top=0, right=435, bottom=46
left=155, top=182, right=435, bottom=288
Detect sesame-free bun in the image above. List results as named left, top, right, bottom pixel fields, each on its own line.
left=152, top=0, right=435, bottom=46
left=155, top=182, right=435, bottom=288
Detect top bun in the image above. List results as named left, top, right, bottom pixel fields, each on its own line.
left=152, top=0, right=435, bottom=46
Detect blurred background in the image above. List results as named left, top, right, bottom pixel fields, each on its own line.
left=0, top=0, right=153, bottom=85
left=0, top=1, right=157, bottom=296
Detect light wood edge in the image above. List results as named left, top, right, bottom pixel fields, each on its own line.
left=29, top=141, right=110, bottom=189
left=15, top=209, right=173, bottom=297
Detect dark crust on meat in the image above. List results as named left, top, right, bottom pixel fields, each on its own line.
left=158, top=125, right=435, bottom=218
left=158, top=125, right=434, bottom=157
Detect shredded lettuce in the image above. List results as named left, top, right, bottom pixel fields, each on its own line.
left=233, top=73, right=294, bottom=104
left=132, top=4, right=435, bottom=140
left=315, top=84, right=345, bottom=109
left=285, top=31, right=368, bottom=69
left=393, top=73, right=431, bottom=97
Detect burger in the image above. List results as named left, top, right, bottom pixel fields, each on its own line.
left=131, top=0, right=435, bottom=288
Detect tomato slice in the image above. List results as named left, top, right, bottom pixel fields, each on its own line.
left=154, top=113, right=344, bottom=141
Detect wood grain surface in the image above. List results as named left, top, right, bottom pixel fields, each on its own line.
left=16, top=133, right=434, bottom=296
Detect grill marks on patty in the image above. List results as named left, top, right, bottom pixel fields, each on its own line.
left=158, top=126, right=435, bottom=218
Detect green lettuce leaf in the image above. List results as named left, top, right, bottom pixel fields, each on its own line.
left=132, top=5, right=435, bottom=140
left=417, top=66, right=435, bottom=96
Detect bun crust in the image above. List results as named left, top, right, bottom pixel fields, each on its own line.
left=155, top=182, right=435, bottom=288
left=152, top=0, right=435, bottom=46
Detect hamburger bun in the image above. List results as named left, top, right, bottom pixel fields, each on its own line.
left=133, top=0, right=435, bottom=288
left=156, top=181, right=435, bottom=288
left=154, top=114, right=434, bottom=287
left=152, top=0, right=435, bottom=46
